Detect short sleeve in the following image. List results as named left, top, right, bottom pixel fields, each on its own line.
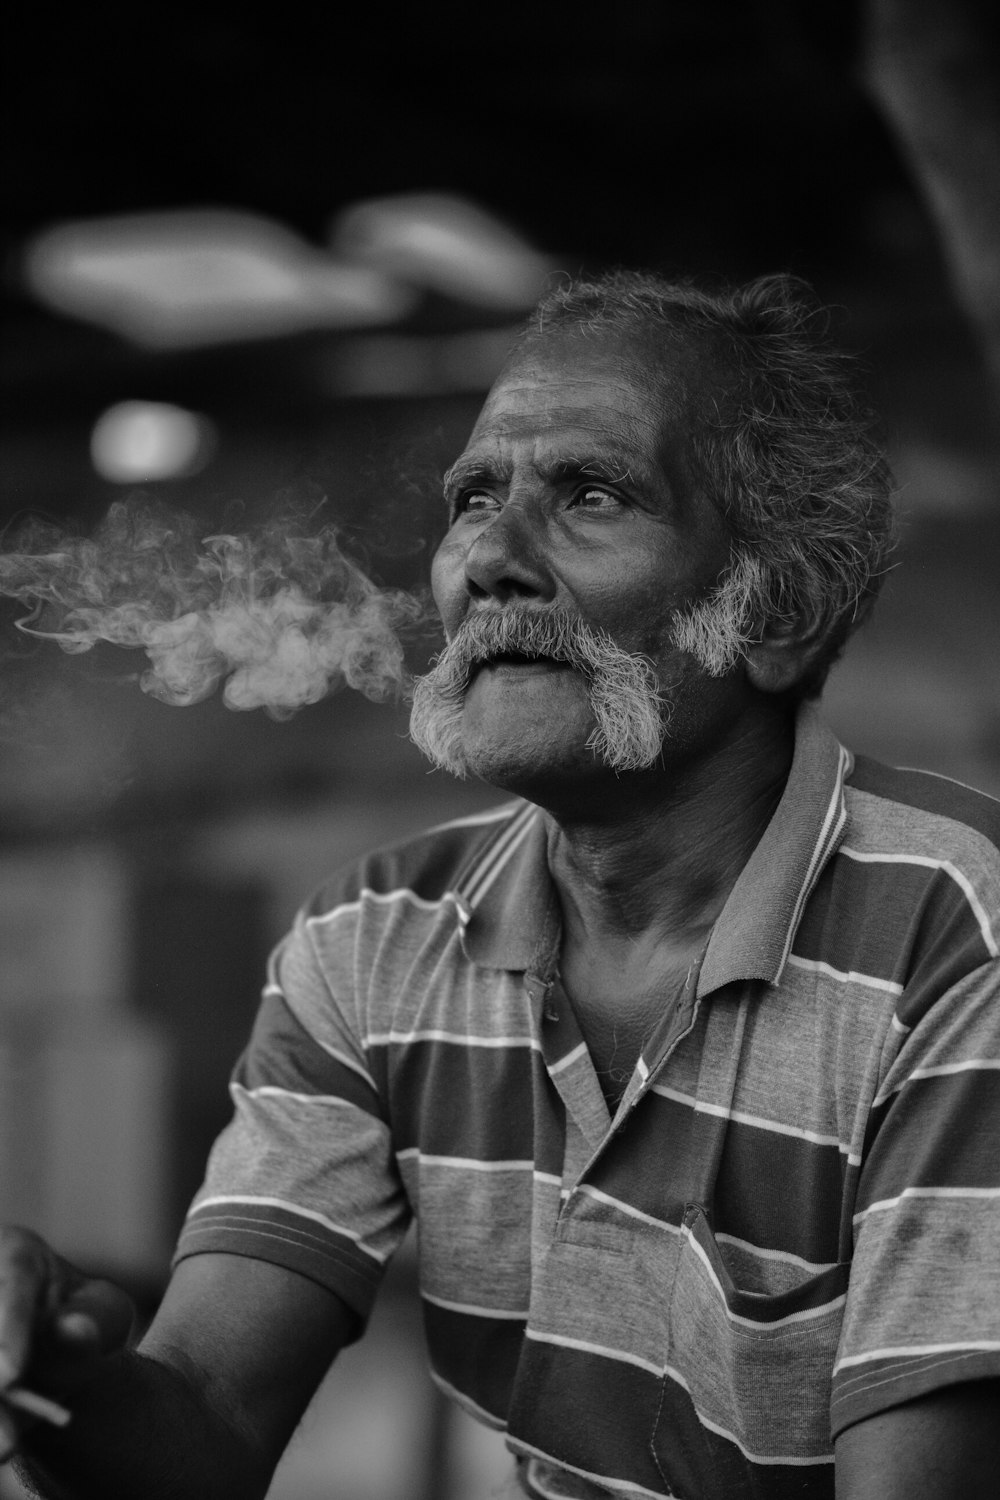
left=172, top=900, right=412, bottom=1325
left=831, top=958, right=1000, bottom=1435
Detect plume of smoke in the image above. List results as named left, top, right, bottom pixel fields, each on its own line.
left=0, top=498, right=428, bottom=718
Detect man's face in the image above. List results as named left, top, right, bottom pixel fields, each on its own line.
left=421, top=326, right=742, bottom=792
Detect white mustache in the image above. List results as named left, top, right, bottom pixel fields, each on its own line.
left=435, top=605, right=641, bottom=685
left=409, top=605, right=668, bottom=777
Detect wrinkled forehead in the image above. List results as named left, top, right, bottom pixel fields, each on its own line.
left=469, top=323, right=719, bottom=448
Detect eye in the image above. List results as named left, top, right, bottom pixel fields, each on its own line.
left=569, top=485, right=625, bottom=511
left=450, top=489, right=500, bottom=520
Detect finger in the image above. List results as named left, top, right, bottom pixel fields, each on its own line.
left=5, top=1387, right=72, bottom=1428
left=53, top=1310, right=101, bottom=1347
left=0, top=1401, right=19, bottom=1463
left=0, top=1233, right=48, bottom=1387
left=59, top=1280, right=134, bottom=1355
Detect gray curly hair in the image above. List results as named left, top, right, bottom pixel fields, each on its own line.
left=522, top=269, right=896, bottom=698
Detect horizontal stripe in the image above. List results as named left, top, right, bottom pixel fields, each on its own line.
left=423, top=1290, right=529, bottom=1320
left=396, top=1149, right=535, bottom=1172
left=792, top=852, right=991, bottom=998
left=514, top=1342, right=836, bottom=1498
left=713, top=1230, right=837, bottom=1277
left=366, top=1027, right=538, bottom=1049
left=830, top=1347, right=1000, bottom=1440
left=383, top=1034, right=545, bottom=1160
left=307, top=885, right=459, bottom=926
left=785, top=953, right=903, bottom=996
left=174, top=1193, right=391, bottom=1318
left=189, top=1193, right=382, bottom=1253
left=589, top=1088, right=848, bottom=1265
left=423, top=1296, right=525, bottom=1426
left=695, top=1406, right=835, bottom=1468
left=525, top=1327, right=662, bottom=1378
left=838, top=847, right=998, bottom=957
left=547, top=1041, right=588, bottom=1076
left=858, top=1068, right=1000, bottom=1207
left=682, top=1224, right=847, bottom=1331
left=708, top=1115, right=848, bottom=1266
left=874, top=1057, right=1000, bottom=1104
left=244, top=989, right=381, bottom=1106
left=230, top=1083, right=358, bottom=1108
left=535, top=1170, right=562, bottom=1189
left=655, top=1380, right=836, bottom=1497
left=508, top=1342, right=670, bottom=1493
left=572, top=1182, right=678, bottom=1234
left=834, top=1339, right=1000, bottom=1373
left=855, top=1185, right=1000, bottom=1222
left=651, top=1081, right=855, bottom=1157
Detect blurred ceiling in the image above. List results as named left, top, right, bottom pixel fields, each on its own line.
left=1, top=2, right=995, bottom=509
left=1, top=3, right=914, bottom=402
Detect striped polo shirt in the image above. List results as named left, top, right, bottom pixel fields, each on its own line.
left=175, top=705, right=1000, bottom=1499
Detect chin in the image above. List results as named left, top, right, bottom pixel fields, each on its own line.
left=456, top=730, right=614, bottom=800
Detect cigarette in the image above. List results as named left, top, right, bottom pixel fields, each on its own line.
left=4, top=1385, right=72, bottom=1427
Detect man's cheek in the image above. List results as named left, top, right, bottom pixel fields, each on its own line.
left=429, top=542, right=466, bottom=628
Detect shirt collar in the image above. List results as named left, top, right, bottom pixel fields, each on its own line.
left=455, top=800, right=556, bottom=970
left=698, top=703, right=850, bottom=993
left=455, top=703, right=850, bottom=986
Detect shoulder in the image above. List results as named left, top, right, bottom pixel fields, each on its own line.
left=836, top=756, right=999, bottom=1022
left=845, top=755, right=1000, bottom=859
left=298, top=800, right=528, bottom=920
left=842, top=756, right=1000, bottom=907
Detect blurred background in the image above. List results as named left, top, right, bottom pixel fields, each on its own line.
left=1, top=2, right=998, bottom=1495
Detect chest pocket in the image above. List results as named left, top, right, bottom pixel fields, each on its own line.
left=653, top=1203, right=845, bottom=1499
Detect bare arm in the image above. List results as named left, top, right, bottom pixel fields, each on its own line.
left=835, top=1379, right=1000, bottom=1500
left=3, top=1232, right=358, bottom=1500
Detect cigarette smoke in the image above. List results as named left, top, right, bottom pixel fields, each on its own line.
left=0, top=498, right=428, bottom=718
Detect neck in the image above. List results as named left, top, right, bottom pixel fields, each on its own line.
left=543, top=703, right=795, bottom=954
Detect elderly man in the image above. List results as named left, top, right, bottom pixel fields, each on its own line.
left=2, top=271, right=999, bottom=1499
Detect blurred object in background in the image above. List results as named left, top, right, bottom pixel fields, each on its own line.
left=22, top=208, right=417, bottom=348
left=864, top=0, right=1000, bottom=406
left=90, top=400, right=217, bottom=482
left=0, top=845, right=169, bottom=1280
left=329, top=191, right=555, bottom=312
left=19, top=192, right=551, bottom=349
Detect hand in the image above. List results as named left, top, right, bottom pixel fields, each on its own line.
left=0, top=1226, right=134, bottom=1462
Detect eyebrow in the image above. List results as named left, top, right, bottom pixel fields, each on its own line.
left=442, top=450, right=653, bottom=499
left=442, top=455, right=511, bottom=495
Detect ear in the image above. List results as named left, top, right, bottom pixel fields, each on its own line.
left=743, top=604, right=833, bottom=696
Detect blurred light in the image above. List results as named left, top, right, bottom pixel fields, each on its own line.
left=90, top=401, right=217, bottom=482
left=24, top=210, right=417, bottom=349
left=330, top=193, right=554, bottom=311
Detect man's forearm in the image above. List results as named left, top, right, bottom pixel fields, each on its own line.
left=13, top=1348, right=270, bottom=1500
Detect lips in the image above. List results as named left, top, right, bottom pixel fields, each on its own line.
left=478, top=651, right=573, bottom=671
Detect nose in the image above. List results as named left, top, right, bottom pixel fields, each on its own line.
left=462, top=506, right=556, bottom=603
